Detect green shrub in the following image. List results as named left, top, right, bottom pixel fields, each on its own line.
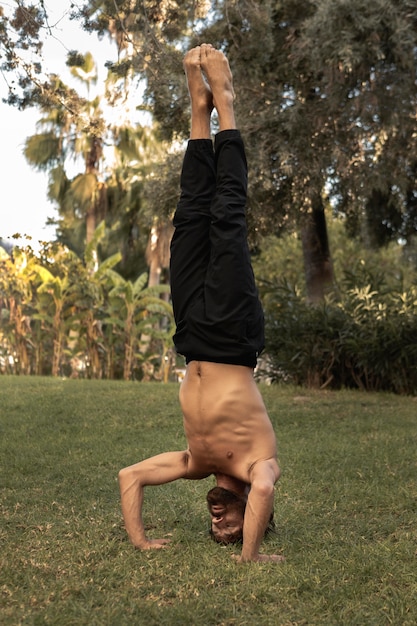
left=263, top=281, right=417, bottom=395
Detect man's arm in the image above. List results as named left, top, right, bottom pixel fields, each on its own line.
left=238, top=459, right=283, bottom=563
left=118, top=450, right=192, bottom=550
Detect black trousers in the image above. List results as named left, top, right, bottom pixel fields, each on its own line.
left=170, top=129, right=264, bottom=369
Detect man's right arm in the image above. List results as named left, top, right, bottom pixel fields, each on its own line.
left=238, top=458, right=283, bottom=563
left=118, top=450, right=192, bottom=549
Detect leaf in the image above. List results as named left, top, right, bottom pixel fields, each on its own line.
left=70, top=173, right=98, bottom=206
left=33, top=265, right=55, bottom=284
left=132, top=272, right=149, bottom=297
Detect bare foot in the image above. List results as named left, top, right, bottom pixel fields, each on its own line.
left=200, top=44, right=236, bottom=130
left=183, top=46, right=213, bottom=138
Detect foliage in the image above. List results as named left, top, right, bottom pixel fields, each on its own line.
left=105, top=269, right=174, bottom=381
left=68, top=0, right=417, bottom=300
left=73, top=0, right=417, bottom=246
left=253, top=218, right=417, bottom=301
left=262, top=280, right=417, bottom=395
left=3, top=3, right=417, bottom=374
left=0, top=241, right=174, bottom=381
left=3, top=2, right=417, bottom=299
left=20, top=51, right=163, bottom=278
left=0, top=4, right=173, bottom=280
left=1, top=377, right=417, bottom=625
left=255, top=221, right=417, bottom=394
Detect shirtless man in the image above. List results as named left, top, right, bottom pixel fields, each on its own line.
left=118, top=44, right=283, bottom=563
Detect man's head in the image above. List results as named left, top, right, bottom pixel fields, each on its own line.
left=206, top=486, right=246, bottom=544
left=206, top=485, right=276, bottom=545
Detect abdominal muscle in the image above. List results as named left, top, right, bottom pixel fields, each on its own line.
left=179, top=361, right=277, bottom=479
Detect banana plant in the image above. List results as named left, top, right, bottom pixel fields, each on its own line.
left=104, top=269, right=173, bottom=381
left=70, top=221, right=122, bottom=378
left=32, top=263, right=72, bottom=377
left=0, top=247, right=36, bottom=374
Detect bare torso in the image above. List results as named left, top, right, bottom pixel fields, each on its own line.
left=179, top=361, right=277, bottom=482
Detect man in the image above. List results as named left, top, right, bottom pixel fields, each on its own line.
left=118, top=44, right=283, bottom=563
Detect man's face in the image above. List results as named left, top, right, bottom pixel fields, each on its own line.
left=206, top=486, right=246, bottom=544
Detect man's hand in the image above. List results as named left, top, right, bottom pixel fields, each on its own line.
left=136, top=538, right=171, bottom=550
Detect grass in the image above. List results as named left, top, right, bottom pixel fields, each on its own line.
left=1, top=376, right=417, bottom=626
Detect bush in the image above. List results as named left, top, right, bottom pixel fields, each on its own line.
left=263, top=281, right=417, bottom=395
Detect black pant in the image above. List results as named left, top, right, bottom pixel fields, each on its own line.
left=170, top=129, right=264, bottom=369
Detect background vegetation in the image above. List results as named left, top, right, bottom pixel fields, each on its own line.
left=253, top=222, right=417, bottom=394
left=0, top=237, right=174, bottom=380
left=1, top=1, right=417, bottom=391
left=1, top=377, right=417, bottom=625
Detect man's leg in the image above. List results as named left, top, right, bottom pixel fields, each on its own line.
left=170, top=47, right=215, bottom=331
left=199, top=47, right=265, bottom=364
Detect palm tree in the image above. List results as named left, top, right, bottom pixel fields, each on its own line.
left=24, top=50, right=173, bottom=282
left=23, top=53, right=108, bottom=255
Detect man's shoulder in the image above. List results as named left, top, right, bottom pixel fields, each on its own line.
left=248, top=457, right=281, bottom=484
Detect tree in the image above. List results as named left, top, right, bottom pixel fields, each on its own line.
left=4, top=1, right=417, bottom=302
left=77, top=0, right=417, bottom=300
left=1, top=5, right=164, bottom=280
left=296, top=0, right=417, bottom=249
left=22, top=53, right=112, bottom=257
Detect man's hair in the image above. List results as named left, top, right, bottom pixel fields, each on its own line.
left=207, top=486, right=275, bottom=545
left=206, top=486, right=245, bottom=510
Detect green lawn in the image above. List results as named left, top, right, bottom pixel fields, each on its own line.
left=1, top=376, right=416, bottom=625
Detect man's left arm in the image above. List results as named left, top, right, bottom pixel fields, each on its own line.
left=119, top=450, right=192, bottom=550
left=238, top=459, right=283, bottom=563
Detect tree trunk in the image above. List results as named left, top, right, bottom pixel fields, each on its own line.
left=301, top=194, right=334, bottom=304
left=140, top=220, right=174, bottom=364
left=52, top=303, right=63, bottom=377
left=145, top=220, right=173, bottom=289
left=85, top=138, right=106, bottom=254
left=85, top=206, right=96, bottom=247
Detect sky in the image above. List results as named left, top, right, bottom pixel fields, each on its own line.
left=0, top=1, right=118, bottom=251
